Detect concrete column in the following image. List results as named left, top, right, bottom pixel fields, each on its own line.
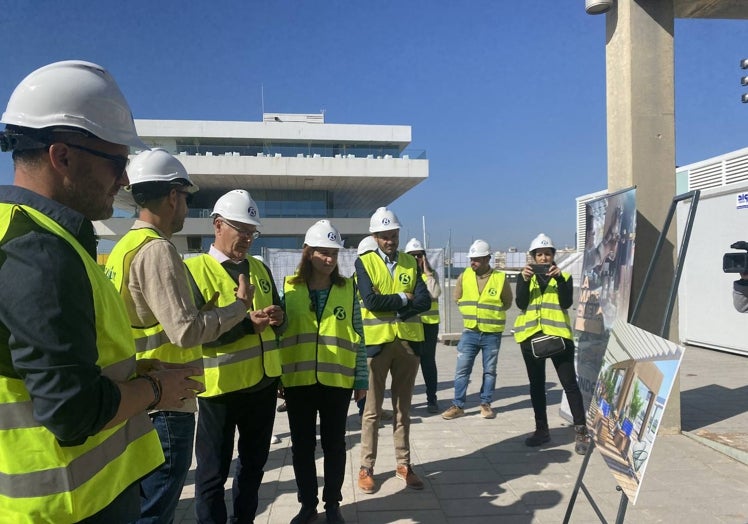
left=605, top=0, right=680, bottom=433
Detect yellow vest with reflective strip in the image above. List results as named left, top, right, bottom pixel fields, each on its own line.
left=359, top=251, right=424, bottom=344
left=280, top=278, right=360, bottom=388
left=513, top=273, right=573, bottom=342
left=105, top=228, right=203, bottom=370
left=457, top=268, right=507, bottom=333
left=419, top=273, right=440, bottom=325
left=185, top=254, right=281, bottom=396
left=0, top=204, right=163, bottom=523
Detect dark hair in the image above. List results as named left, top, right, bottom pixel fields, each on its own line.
left=131, top=180, right=189, bottom=206
left=288, top=245, right=345, bottom=287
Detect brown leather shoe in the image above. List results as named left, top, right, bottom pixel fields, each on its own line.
left=358, top=466, right=376, bottom=494
left=396, top=464, right=424, bottom=490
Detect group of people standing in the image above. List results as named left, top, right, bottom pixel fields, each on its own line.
left=0, top=59, right=589, bottom=524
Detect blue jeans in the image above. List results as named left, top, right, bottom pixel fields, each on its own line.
left=452, top=330, right=501, bottom=408
left=136, top=411, right=196, bottom=524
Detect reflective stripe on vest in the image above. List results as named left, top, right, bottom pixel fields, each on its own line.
left=280, top=278, right=360, bottom=388
left=359, top=251, right=424, bottom=344
left=457, top=268, right=507, bottom=333
left=105, top=228, right=203, bottom=369
left=0, top=204, right=163, bottom=523
left=513, top=272, right=573, bottom=343
left=185, top=254, right=281, bottom=396
left=418, top=274, right=440, bottom=325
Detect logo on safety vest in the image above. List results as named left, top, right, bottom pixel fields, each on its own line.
left=488, top=288, right=497, bottom=296
left=334, top=306, right=346, bottom=320
left=399, top=273, right=411, bottom=285
left=259, top=279, right=271, bottom=294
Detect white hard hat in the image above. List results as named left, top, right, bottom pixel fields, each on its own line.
left=252, top=255, right=266, bottom=264
left=369, top=207, right=401, bottom=233
left=1, top=60, right=146, bottom=149
left=468, top=239, right=491, bottom=258
left=405, top=238, right=424, bottom=253
left=357, top=236, right=378, bottom=256
left=211, top=190, right=261, bottom=226
left=304, top=219, right=344, bottom=248
left=529, top=233, right=555, bottom=253
left=127, top=148, right=198, bottom=192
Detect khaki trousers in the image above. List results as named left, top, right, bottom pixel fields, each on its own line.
left=360, top=338, right=420, bottom=469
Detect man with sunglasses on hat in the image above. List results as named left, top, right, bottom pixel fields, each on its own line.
left=105, top=149, right=255, bottom=523
left=0, top=61, right=204, bottom=522
left=185, top=189, right=286, bottom=524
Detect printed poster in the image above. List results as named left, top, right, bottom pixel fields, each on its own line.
left=587, top=319, right=684, bottom=504
left=574, top=187, right=637, bottom=410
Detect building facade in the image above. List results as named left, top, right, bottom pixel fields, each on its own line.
left=95, top=113, right=428, bottom=255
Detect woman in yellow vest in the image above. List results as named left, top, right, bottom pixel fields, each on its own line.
left=514, top=234, right=590, bottom=455
left=280, top=220, right=368, bottom=524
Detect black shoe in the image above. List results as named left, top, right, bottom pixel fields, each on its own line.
left=325, top=505, right=345, bottom=524
left=290, top=505, right=317, bottom=524
left=525, top=420, right=550, bottom=447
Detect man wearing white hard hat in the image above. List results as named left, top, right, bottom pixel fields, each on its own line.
left=356, top=207, right=431, bottom=494
left=404, top=238, right=442, bottom=414
left=185, top=189, right=286, bottom=523
left=105, top=150, right=255, bottom=522
left=0, top=61, right=199, bottom=522
left=443, top=239, right=512, bottom=421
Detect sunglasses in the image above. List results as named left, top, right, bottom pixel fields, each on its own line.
left=64, top=143, right=129, bottom=180
left=220, top=219, right=261, bottom=239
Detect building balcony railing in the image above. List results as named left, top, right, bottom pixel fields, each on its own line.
left=165, top=143, right=426, bottom=160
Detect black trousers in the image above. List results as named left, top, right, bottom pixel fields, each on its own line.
left=194, top=383, right=277, bottom=524
left=520, top=336, right=586, bottom=426
left=284, top=383, right=352, bottom=509
left=420, top=322, right=440, bottom=404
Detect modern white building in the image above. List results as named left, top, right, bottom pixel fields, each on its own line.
left=95, top=113, right=429, bottom=255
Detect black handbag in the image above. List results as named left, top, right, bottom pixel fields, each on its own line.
left=530, top=335, right=566, bottom=359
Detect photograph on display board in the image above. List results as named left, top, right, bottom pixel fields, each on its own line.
left=587, top=319, right=684, bottom=504
left=574, top=187, right=637, bottom=410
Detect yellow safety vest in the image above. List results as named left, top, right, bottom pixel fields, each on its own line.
left=105, top=228, right=203, bottom=370
left=513, top=272, right=573, bottom=343
left=185, top=254, right=281, bottom=396
left=457, top=268, right=507, bottom=333
left=419, top=273, right=440, bottom=325
left=0, top=204, right=163, bottom=523
left=359, top=251, right=424, bottom=344
left=280, top=278, right=360, bottom=389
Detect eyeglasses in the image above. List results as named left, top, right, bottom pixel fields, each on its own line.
left=220, top=219, right=260, bottom=239
left=64, top=143, right=129, bottom=179
left=175, top=189, right=194, bottom=205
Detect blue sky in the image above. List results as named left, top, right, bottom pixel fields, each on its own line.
left=0, top=2, right=746, bottom=251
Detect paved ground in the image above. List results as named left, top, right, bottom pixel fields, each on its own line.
left=174, top=317, right=748, bottom=523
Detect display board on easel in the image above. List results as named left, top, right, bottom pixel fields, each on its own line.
left=588, top=319, right=684, bottom=504
left=564, top=190, right=700, bottom=524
